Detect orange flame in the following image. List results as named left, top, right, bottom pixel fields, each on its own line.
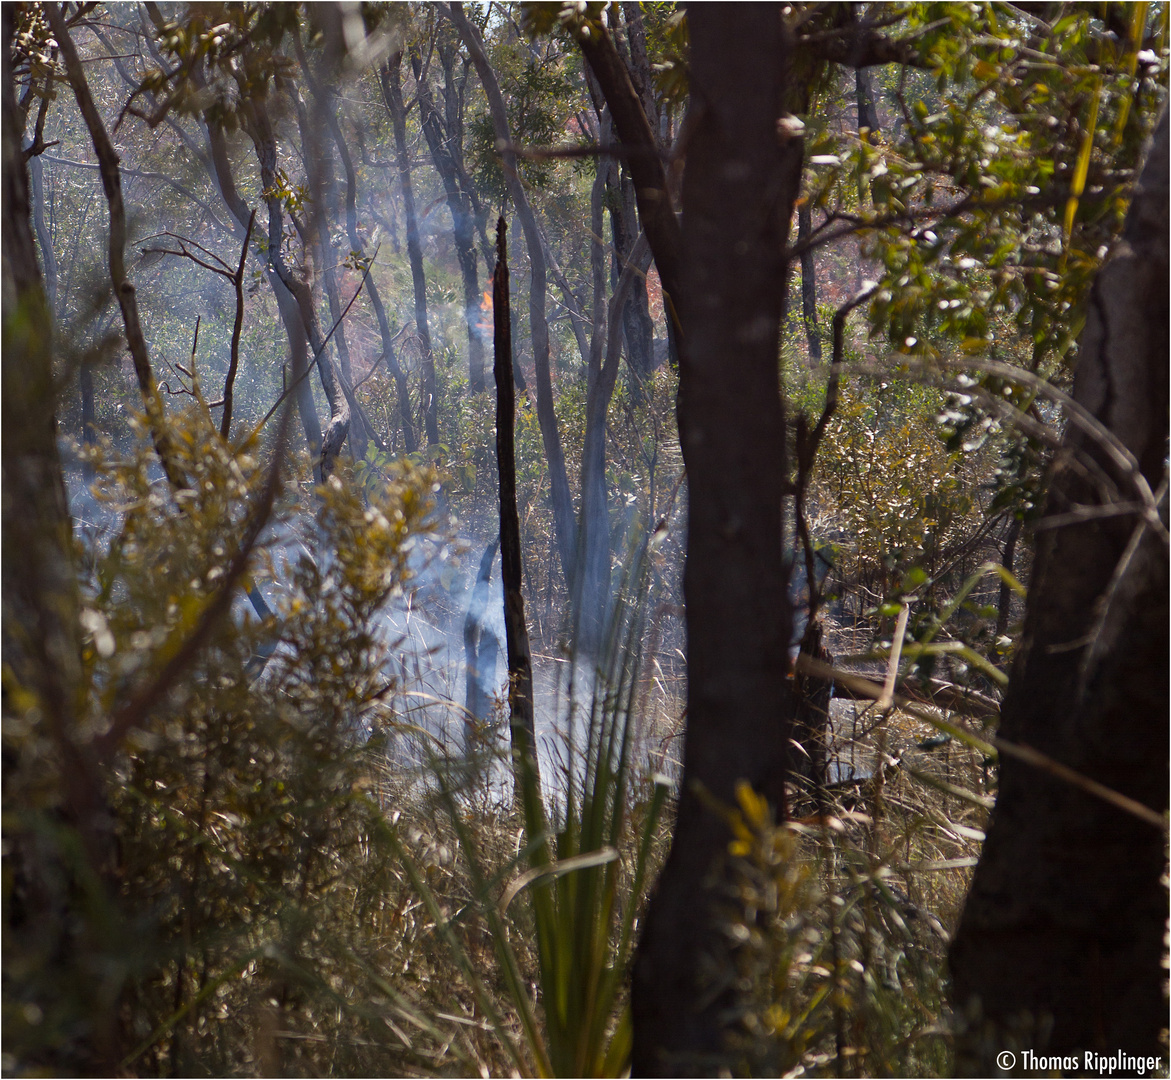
left=476, top=289, right=493, bottom=338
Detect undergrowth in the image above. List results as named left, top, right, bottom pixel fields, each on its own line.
left=4, top=410, right=990, bottom=1077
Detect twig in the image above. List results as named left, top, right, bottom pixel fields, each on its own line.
left=221, top=209, right=255, bottom=439
left=876, top=602, right=911, bottom=712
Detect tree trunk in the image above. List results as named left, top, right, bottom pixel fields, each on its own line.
left=451, top=2, right=577, bottom=587
left=995, top=515, right=1021, bottom=641
left=292, top=88, right=371, bottom=467
left=608, top=164, right=656, bottom=401
left=242, top=99, right=349, bottom=479
left=47, top=4, right=186, bottom=490
left=463, top=536, right=500, bottom=736
left=949, top=110, right=1169, bottom=1069
left=383, top=55, right=440, bottom=450
left=492, top=217, right=541, bottom=802
left=797, top=203, right=821, bottom=364
left=856, top=65, right=880, bottom=134
left=413, top=46, right=486, bottom=394
left=628, top=9, right=803, bottom=1072
left=3, top=13, right=117, bottom=1061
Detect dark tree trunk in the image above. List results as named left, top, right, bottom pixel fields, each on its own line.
left=949, top=110, right=1169, bottom=1069
left=47, top=4, right=186, bottom=489
left=790, top=616, right=831, bottom=793
left=856, top=65, right=880, bottom=134
left=627, top=9, right=803, bottom=1072
left=608, top=166, right=656, bottom=401
left=797, top=203, right=821, bottom=364
left=492, top=218, right=540, bottom=801
left=619, top=1, right=660, bottom=134
left=383, top=56, right=440, bottom=450
left=3, top=13, right=116, bottom=1062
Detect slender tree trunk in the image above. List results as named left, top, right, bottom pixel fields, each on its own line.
left=854, top=63, right=881, bottom=291
left=575, top=133, right=611, bottom=652
left=623, top=9, right=803, bottom=1071
left=383, top=55, right=440, bottom=449
left=198, top=106, right=329, bottom=470
left=46, top=4, right=185, bottom=489
left=856, top=64, right=881, bottom=135
left=413, top=47, right=486, bottom=394
left=798, top=203, right=821, bottom=364
left=292, top=90, right=370, bottom=466
left=242, top=99, right=349, bottom=479
left=492, top=218, right=540, bottom=800
left=950, top=110, right=1169, bottom=1069
left=463, top=536, right=500, bottom=735
left=995, top=515, right=1021, bottom=640
left=578, top=234, right=650, bottom=655
left=607, top=164, right=655, bottom=401
left=451, top=2, right=578, bottom=587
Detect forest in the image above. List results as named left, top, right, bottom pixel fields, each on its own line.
left=2, top=2, right=1167, bottom=1077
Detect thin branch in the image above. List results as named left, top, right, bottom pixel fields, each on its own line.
left=221, top=208, right=255, bottom=439
left=41, top=154, right=233, bottom=235
left=248, top=249, right=378, bottom=444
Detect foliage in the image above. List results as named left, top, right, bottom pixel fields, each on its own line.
left=709, top=771, right=973, bottom=1078
left=6, top=1, right=1168, bottom=1074
left=3, top=412, right=484, bottom=1076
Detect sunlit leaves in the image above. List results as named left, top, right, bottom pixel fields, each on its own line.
left=798, top=2, right=1166, bottom=380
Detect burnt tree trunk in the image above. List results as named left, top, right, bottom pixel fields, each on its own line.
left=949, top=110, right=1169, bottom=1068
left=627, top=9, right=803, bottom=1072
left=492, top=218, right=540, bottom=802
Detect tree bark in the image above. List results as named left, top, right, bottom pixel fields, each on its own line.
left=579, top=23, right=683, bottom=328
left=292, top=84, right=371, bottom=467
left=797, top=203, right=822, bottom=364
left=949, top=110, right=1169, bottom=1068
left=995, top=515, right=1022, bottom=641
left=492, top=217, right=541, bottom=802
left=241, top=98, right=350, bottom=480
left=383, top=55, right=440, bottom=450
left=856, top=65, right=880, bottom=135
left=624, top=9, right=804, bottom=1072
left=608, top=163, right=656, bottom=399
left=463, top=535, right=500, bottom=736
